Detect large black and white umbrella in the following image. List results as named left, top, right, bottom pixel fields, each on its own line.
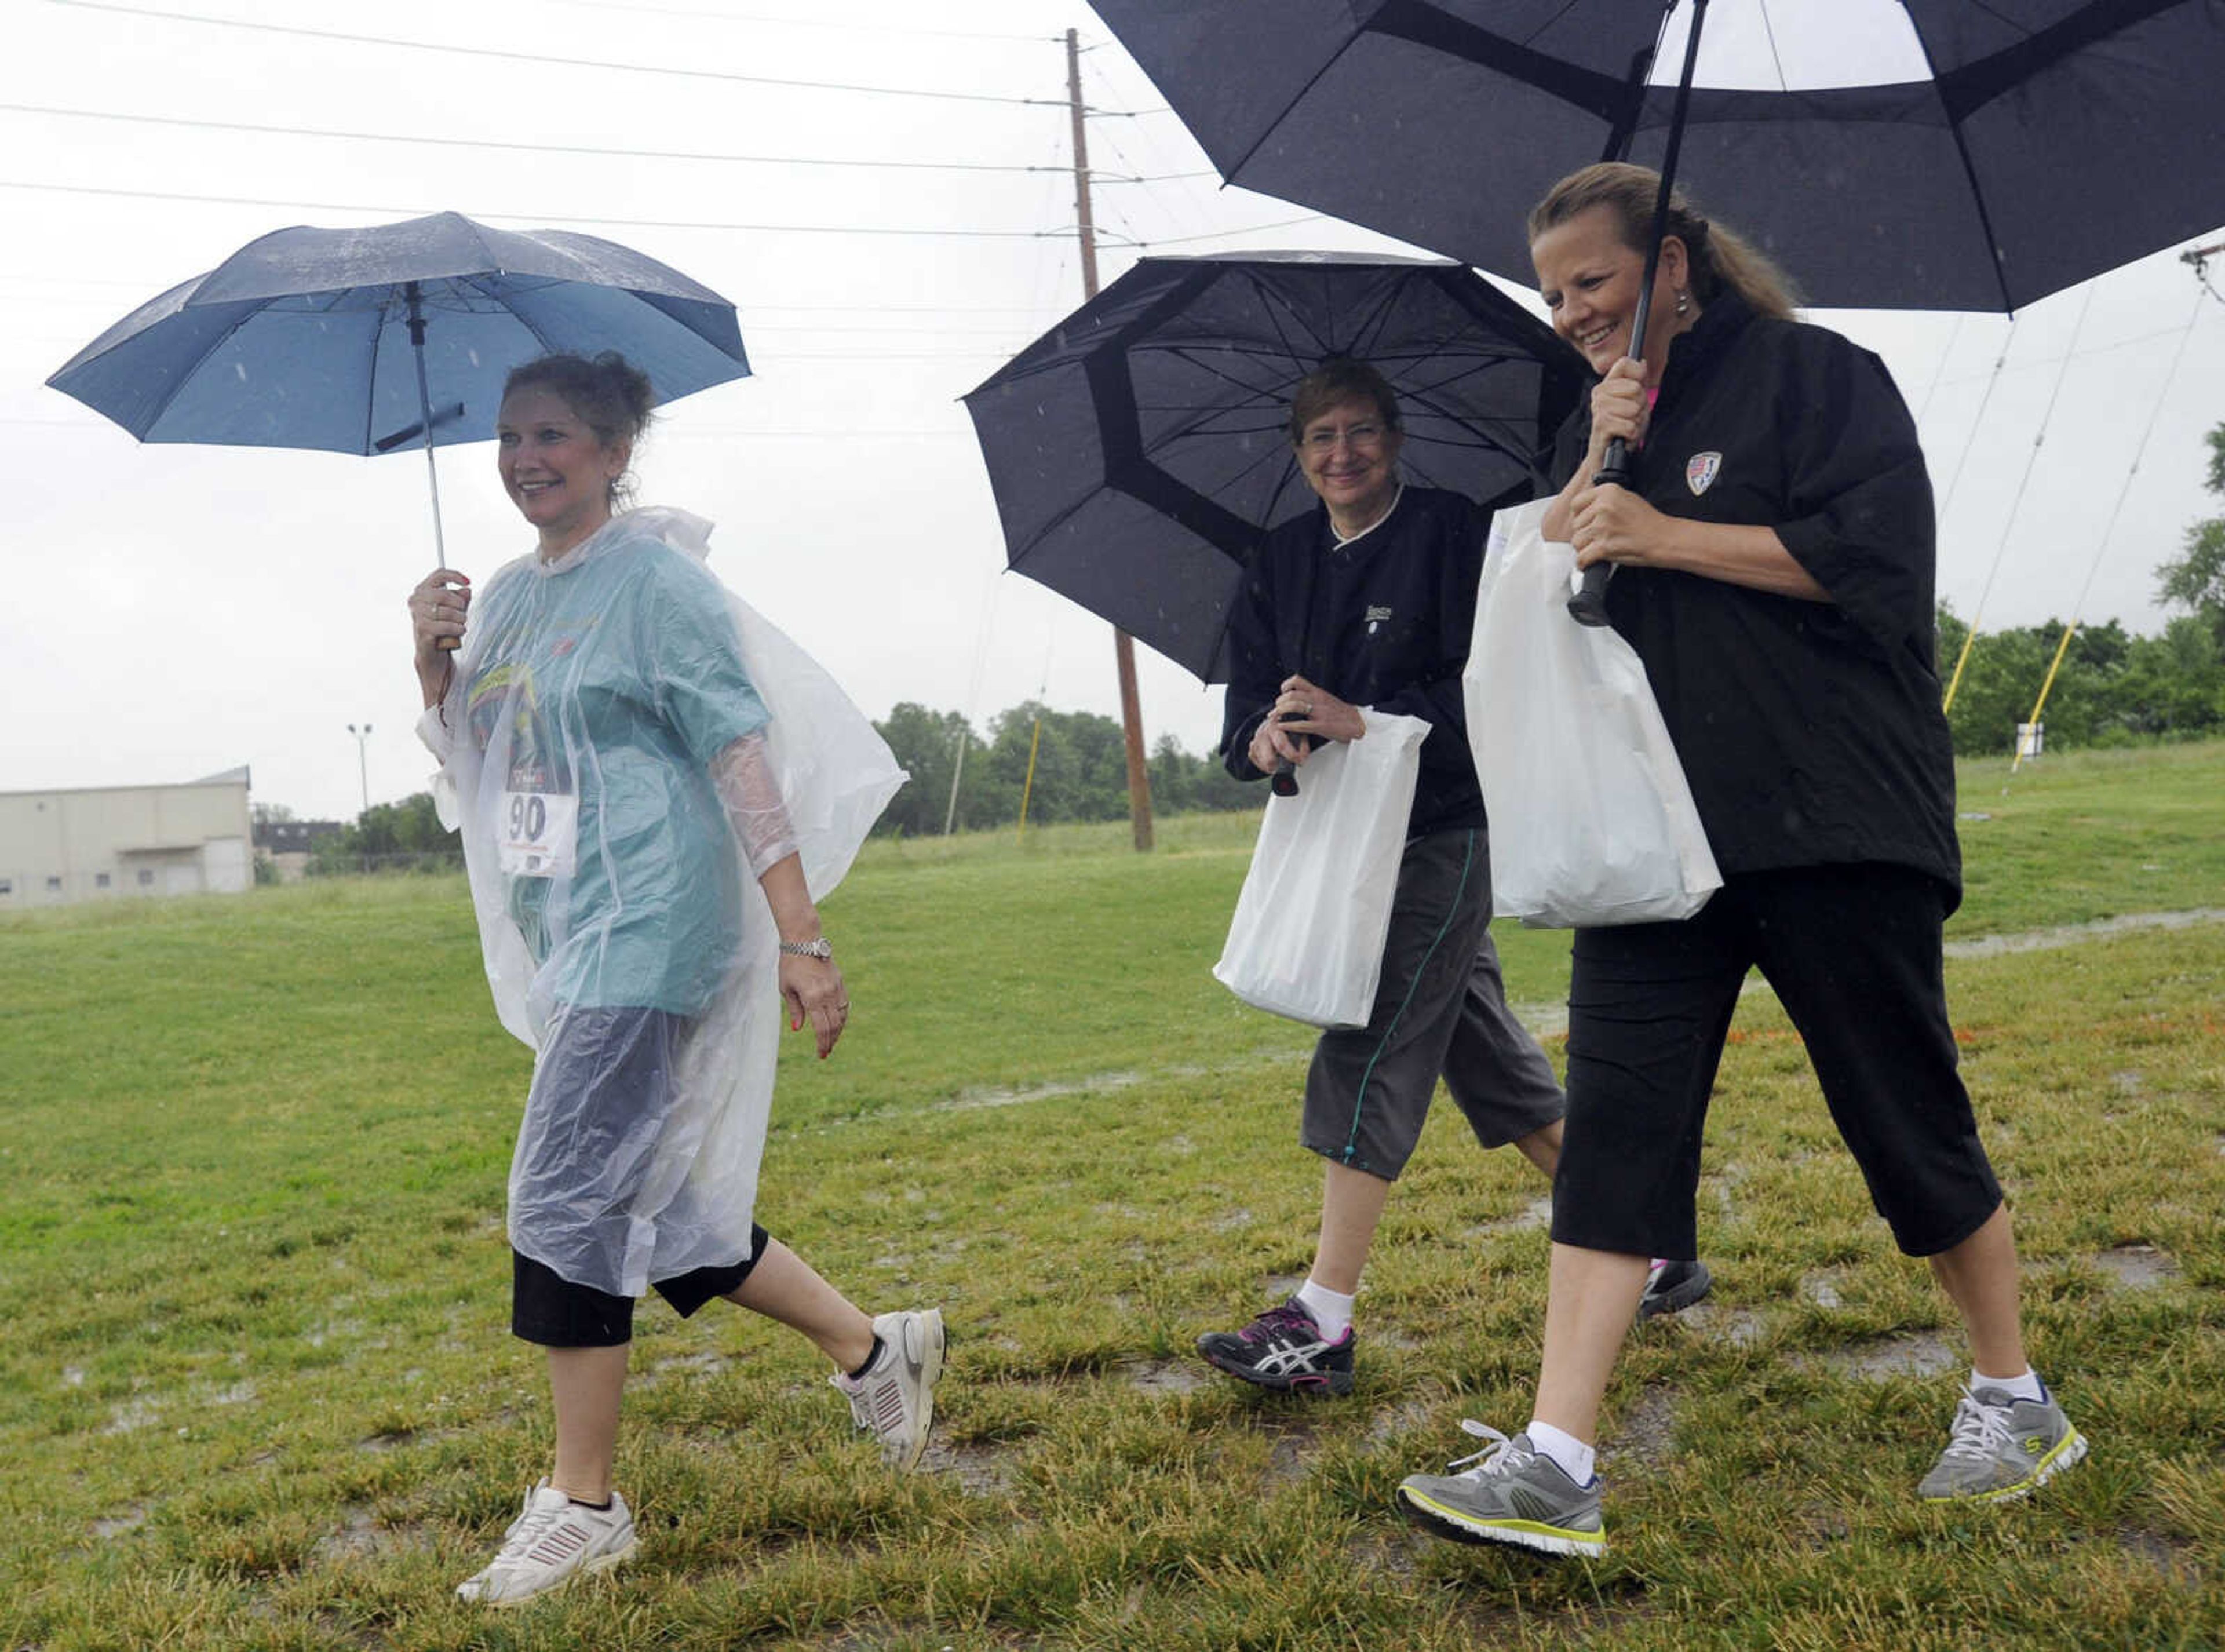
left=1088, top=1, right=2225, bottom=314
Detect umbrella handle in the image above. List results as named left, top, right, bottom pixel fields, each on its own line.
left=1566, top=440, right=1629, bottom=626
left=1568, top=0, right=1710, bottom=629
left=1268, top=710, right=1308, bottom=795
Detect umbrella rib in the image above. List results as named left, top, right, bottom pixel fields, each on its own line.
left=1515, top=0, right=1590, bottom=52
left=359, top=290, right=391, bottom=454
left=1133, top=344, right=1310, bottom=415
left=1334, top=279, right=1412, bottom=363
left=1245, top=275, right=1334, bottom=373
left=1366, top=1, right=1635, bottom=122
left=1755, top=0, right=1790, bottom=93
left=1903, top=21, right=2016, bottom=315
left=130, top=302, right=268, bottom=442
left=1939, top=0, right=2184, bottom=122
left=1924, top=0, right=2188, bottom=302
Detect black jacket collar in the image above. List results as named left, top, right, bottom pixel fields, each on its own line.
left=1656, top=287, right=1760, bottom=403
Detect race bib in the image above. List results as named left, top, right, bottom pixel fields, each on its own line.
left=498, top=789, right=578, bottom=878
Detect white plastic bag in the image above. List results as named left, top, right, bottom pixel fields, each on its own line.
left=1213, top=709, right=1431, bottom=1027
left=1463, top=498, right=1720, bottom=928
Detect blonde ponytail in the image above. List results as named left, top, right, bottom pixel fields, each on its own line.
left=1527, top=162, right=1798, bottom=322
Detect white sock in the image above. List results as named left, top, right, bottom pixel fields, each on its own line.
left=1523, top=1420, right=1596, bottom=1485
left=1972, top=1366, right=2045, bottom=1404
left=1294, top=1278, right=1355, bottom=1341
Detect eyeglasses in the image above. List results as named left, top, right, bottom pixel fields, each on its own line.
left=1299, top=421, right=1391, bottom=454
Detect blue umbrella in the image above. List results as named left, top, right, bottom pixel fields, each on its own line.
left=46, top=210, right=749, bottom=560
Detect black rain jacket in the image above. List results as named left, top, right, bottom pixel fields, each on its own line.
left=1548, top=290, right=1962, bottom=906
left=1220, top=486, right=1493, bottom=838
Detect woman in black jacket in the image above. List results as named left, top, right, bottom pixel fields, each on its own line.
left=1396, top=165, right=2084, bottom=1559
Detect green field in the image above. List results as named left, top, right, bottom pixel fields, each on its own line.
left=2, top=742, right=2220, bottom=1650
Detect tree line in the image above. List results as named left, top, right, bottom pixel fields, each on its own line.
left=1938, top=608, right=2222, bottom=756
left=302, top=624, right=2222, bottom=868
left=870, top=701, right=1254, bottom=837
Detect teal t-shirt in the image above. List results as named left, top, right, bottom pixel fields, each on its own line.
left=464, top=528, right=769, bottom=1014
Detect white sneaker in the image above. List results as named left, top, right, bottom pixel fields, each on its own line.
left=455, top=1480, right=639, bottom=1606
left=832, top=1307, right=945, bottom=1471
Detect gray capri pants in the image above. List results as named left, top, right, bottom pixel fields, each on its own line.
left=1303, top=827, right=1567, bottom=1179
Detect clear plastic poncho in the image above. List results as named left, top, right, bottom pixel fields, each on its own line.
left=419, top=506, right=905, bottom=1297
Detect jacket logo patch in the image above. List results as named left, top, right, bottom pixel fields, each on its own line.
left=1365, top=604, right=1393, bottom=634
left=1686, top=451, right=1723, bottom=495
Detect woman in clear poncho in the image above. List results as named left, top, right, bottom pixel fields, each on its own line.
left=407, top=351, right=941, bottom=1608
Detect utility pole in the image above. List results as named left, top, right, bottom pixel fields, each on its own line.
left=1066, top=25, right=1155, bottom=853
left=345, top=723, right=372, bottom=817
left=942, top=721, right=968, bottom=836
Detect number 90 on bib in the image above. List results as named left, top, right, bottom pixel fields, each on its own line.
left=498, top=789, right=579, bottom=878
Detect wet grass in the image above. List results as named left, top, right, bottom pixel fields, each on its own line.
left=0, top=741, right=2219, bottom=1649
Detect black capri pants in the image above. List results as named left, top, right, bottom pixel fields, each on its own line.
left=512, top=1228, right=772, bottom=1348
left=1549, top=862, right=2003, bottom=1263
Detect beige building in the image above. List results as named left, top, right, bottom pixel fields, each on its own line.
left=0, top=767, right=253, bottom=907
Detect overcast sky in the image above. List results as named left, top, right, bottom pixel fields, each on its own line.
left=7, top=0, right=2222, bottom=822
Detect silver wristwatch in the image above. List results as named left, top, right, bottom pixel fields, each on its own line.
left=778, top=937, right=833, bottom=960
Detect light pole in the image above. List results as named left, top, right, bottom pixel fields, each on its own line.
left=345, top=723, right=372, bottom=818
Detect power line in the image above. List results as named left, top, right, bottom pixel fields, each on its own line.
left=0, top=178, right=1073, bottom=239
left=744, top=322, right=1039, bottom=335
left=745, top=302, right=1060, bottom=314
left=1115, top=214, right=1337, bottom=249
left=50, top=1, right=1160, bottom=114
left=752, top=349, right=1010, bottom=359
left=542, top=0, right=1059, bottom=42
left=0, top=101, right=1183, bottom=180
left=1922, top=318, right=2213, bottom=391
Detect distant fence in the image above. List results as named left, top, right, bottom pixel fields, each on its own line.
left=305, top=849, right=466, bottom=877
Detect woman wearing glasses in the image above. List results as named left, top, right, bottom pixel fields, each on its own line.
left=1199, top=359, right=1704, bottom=1397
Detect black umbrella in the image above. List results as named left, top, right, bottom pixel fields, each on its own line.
left=961, top=251, right=1581, bottom=680
left=1088, top=1, right=2225, bottom=315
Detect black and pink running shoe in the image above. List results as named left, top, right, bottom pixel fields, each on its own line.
left=1196, top=1297, right=1356, bottom=1395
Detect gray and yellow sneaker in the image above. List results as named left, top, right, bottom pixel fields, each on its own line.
left=1396, top=1422, right=1606, bottom=1558
left=1918, top=1384, right=2087, bottom=1503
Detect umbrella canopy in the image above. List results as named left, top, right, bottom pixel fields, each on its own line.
left=46, top=210, right=748, bottom=452
left=962, top=251, right=1581, bottom=680
left=1089, top=1, right=2225, bottom=314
